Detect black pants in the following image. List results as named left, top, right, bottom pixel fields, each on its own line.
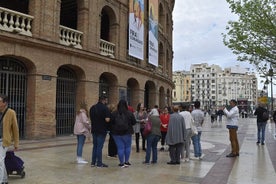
left=169, top=143, right=183, bottom=163
left=140, top=128, right=146, bottom=150
left=108, top=133, right=117, bottom=156
left=160, top=131, right=167, bottom=146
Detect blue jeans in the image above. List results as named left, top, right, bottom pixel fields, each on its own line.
left=91, top=133, right=107, bottom=166
left=257, top=122, right=267, bottom=143
left=191, top=131, right=202, bottom=157
left=112, top=134, right=132, bottom=164
left=145, top=134, right=160, bottom=163
left=76, top=134, right=86, bottom=157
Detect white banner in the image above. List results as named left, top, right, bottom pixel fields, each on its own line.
left=148, top=0, right=158, bottom=66
left=129, top=0, right=144, bottom=60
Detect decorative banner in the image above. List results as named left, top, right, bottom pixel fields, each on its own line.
left=148, top=0, right=158, bottom=66
left=129, top=0, right=144, bottom=60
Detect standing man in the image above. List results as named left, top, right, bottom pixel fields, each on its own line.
left=166, top=105, right=186, bottom=165
left=0, top=94, right=19, bottom=184
left=254, top=102, right=268, bottom=145
left=223, top=99, right=240, bottom=157
left=191, top=101, right=204, bottom=160
left=90, top=96, right=111, bottom=168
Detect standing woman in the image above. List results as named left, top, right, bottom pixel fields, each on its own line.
left=159, top=107, right=170, bottom=151
left=111, top=100, right=136, bottom=168
left=73, top=102, right=91, bottom=164
left=144, top=108, right=161, bottom=164
left=133, top=103, right=147, bottom=152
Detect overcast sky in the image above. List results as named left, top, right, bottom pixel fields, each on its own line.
left=172, top=0, right=254, bottom=72
left=171, top=0, right=276, bottom=93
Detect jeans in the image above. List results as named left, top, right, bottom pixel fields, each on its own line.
left=0, top=142, right=8, bottom=183
left=76, top=134, right=86, bottom=157
left=91, top=133, right=107, bottom=166
left=145, top=134, right=160, bottom=163
left=112, top=134, right=132, bottom=164
left=191, top=131, right=202, bottom=157
left=257, top=122, right=267, bottom=143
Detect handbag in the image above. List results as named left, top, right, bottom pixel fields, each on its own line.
left=142, top=120, right=152, bottom=137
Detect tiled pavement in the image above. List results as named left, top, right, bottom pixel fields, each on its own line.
left=6, top=116, right=276, bottom=184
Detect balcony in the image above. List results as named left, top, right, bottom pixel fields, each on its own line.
left=100, top=39, right=115, bottom=58
left=59, top=25, right=83, bottom=49
left=0, top=7, right=33, bottom=36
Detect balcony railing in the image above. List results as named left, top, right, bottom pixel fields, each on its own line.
left=100, top=39, right=115, bottom=58
left=0, top=7, right=33, bottom=36
left=59, top=25, right=83, bottom=49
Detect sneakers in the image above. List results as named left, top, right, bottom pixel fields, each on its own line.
left=124, top=162, right=131, bottom=166
left=96, top=163, right=108, bottom=168
left=77, top=157, right=88, bottom=164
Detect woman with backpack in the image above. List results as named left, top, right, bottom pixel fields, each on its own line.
left=110, top=99, right=136, bottom=168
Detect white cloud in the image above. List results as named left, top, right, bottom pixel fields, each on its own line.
left=172, top=0, right=245, bottom=71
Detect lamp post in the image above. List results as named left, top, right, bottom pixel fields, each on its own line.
left=268, top=67, right=274, bottom=114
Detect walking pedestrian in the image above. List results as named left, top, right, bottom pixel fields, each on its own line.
left=90, top=96, right=111, bottom=168
left=0, top=94, right=19, bottom=184
left=254, top=102, right=269, bottom=145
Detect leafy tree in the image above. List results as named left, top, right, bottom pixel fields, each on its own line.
left=222, top=0, right=276, bottom=74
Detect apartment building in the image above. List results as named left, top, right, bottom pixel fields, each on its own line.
left=0, top=0, right=174, bottom=139
left=173, top=63, right=258, bottom=112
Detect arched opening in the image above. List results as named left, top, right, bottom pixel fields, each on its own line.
left=127, top=78, right=140, bottom=108
left=0, top=0, right=29, bottom=14
left=159, top=86, right=165, bottom=108
left=99, top=72, right=118, bottom=105
left=60, top=0, right=78, bottom=29
left=144, top=81, right=156, bottom=109
left=56, top=66, right=77, bottom=135
left=0, top=57, right=27, bottom=138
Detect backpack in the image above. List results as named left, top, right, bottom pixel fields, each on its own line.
left=262, top=110, right=269, bottom=121
left=113, top=112, right=129, bottom=134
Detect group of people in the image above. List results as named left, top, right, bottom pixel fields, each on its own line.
left=73, top=96, right=208, bottom=168
left=73, top=95, right=274, bottom=170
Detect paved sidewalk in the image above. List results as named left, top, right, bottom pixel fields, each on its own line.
left=6, top=116, right=276, bottom=184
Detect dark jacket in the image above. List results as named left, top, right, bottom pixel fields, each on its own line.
left=254, top=106, right=268, bottom=123
left=110, top=110, right=136, bottom=135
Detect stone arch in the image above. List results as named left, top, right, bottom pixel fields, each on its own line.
left=159, top=86, right=165, bottom=108
left=99, top=72, right=118, bottom=105
left=144, top=80, right=156, bottom=109
left=100, top=6, right=117, bottom=43
left=127, top=78, right=140, bottom=108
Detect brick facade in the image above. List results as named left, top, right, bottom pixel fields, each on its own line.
left=0, top=0, right=174, bottom=139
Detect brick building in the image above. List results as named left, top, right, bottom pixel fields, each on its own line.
left=0, top=0, right=174, bottom=139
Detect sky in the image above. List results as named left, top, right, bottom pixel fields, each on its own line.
left=171, top=0, right=276, bottom=94
left=172, top=0, right=254, bottom=72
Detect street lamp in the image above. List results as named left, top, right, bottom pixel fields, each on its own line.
left=268, top=67, right=274, bottom=114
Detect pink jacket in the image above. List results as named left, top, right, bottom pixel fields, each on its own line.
left=73, top=109, right=91, bottom=137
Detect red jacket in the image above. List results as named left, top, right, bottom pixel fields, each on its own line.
left=160, top=113, right=169, bottom=132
